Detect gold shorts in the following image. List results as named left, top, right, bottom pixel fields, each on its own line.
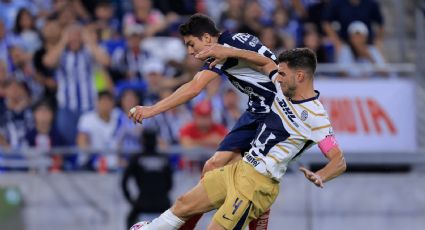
left=201, top=160, right=279, bottom=230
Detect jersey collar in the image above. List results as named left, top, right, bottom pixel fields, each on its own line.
left=290, top=90, right=320, bottom=104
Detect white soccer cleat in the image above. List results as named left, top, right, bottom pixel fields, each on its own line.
left=129, top=221, right=150, bottom=230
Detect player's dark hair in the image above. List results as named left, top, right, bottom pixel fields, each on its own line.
left=179, top=13, right=220, bottom=38
left=278, top=48, right=317, bottom=77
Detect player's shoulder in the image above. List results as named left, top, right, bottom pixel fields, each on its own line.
left=302, top=100, right=331, bottom=128
left=219, top=30, right=258, bottom=46
left=292, top=92, right=330, bottom=127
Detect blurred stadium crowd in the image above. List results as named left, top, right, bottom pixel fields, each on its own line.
left=0, top=0, right=387, bottom=171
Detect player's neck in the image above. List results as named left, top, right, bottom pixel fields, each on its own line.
left=292, top=83, right=316, bottom=101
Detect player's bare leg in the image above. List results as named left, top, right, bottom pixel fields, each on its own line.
left=202, top=151, right=242, bottom=175
left=179, top=151, right=240, bottom=230
left=131, top=182, right=216, bottom=230
left=171, top=181, right=215, bottom=219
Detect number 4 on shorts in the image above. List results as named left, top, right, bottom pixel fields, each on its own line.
left=232, top=198, right=243, bottom=215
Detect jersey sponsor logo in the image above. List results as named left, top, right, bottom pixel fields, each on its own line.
left=245, top=154, right=260, bottom=167
left=277, top=98, right=299, bottom=128
left=320, top=97, right=397, bottom=135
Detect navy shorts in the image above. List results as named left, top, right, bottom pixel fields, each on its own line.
left=217, top=111, right=268, bottom=153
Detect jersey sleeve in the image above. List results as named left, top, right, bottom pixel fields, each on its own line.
left=310, top=113, right=339, bottom=155
left=222, top=32, right=277, bottom=61
left=310, top=114, right=334, bottom=143
left=200, top=58, right=224, bottom=75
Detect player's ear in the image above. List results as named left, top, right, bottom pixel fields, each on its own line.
left=202, top=33, right=212, bottom=43
left=296, top=70, right=304, bottom=82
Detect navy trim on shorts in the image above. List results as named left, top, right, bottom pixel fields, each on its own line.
left=233, top=201, right=252, bottom=230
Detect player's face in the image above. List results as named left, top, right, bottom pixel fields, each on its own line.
left=277, top=62, right=297, bottom=98
left=183, top=35, right=211, bottom=59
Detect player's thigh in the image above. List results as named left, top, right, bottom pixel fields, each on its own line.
left=203, top=151, right=241, bottom=174
left=171, top=182, right=215, bottom=220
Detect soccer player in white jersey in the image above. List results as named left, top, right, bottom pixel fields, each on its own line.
left=129, top=13, right=278, bottom=229
left=130, top=48, right=346, bottom=230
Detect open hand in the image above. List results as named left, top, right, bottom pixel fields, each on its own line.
left=299, top=166, right=324, bottom=188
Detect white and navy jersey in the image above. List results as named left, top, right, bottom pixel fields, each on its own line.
left=201, top=31, right=277, bottom=113
left=56, top=47, right=97, bottom=112
left=243, top=83, right=334, bottom=181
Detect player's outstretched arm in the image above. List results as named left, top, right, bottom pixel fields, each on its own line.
left=196, top=44, right=277, bottom=75
left=128, top=70, right=219, bottom=123
left=300, top=147, right=346, bottom=188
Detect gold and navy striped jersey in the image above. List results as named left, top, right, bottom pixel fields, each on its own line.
left=243, top=82, right=334, bottom=181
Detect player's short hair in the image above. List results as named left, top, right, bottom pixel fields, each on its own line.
left=278, top=48, right=317, bottom=77
left=179, top=13, right=220, bottom=38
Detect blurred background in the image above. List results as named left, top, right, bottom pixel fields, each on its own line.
left=0, top=0, right=424, bottom=229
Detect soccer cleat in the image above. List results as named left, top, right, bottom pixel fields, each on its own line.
left=129, top=221, right=150, bottom=230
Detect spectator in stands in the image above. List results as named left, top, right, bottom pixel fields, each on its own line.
left=8, top=45, right=43, bottom=102
left=122, top=0, right=167, bottom=37
left=111, top=24, right=159, bottom=84
left=43, top=23, right=110, bottom=145
left=302, top=0, right=330, bottom=35
left=144, top=88, right=192, bottom=150
left=337, top=21, right=386, bottom=76
left=33, top=20, right=61, bottom=109
left=50, top=0, right=90, bottom=27
left=239, top=0, right=264, bottom=37
left=77, top=90, right=120, bottom=170
left=77, top=90, right=120, bottom=151
left=0, top=60, right=8, bottom=113
left=272, top=7, right=299, bottom=49
left=143, top=60, right=166, bottom=105
left=115, top=88, right=143, bottom=150
left=192, top=76, right=224, bottom=124
left=179, top=100, right=227, bottom=149
left=322, top=0, right=385, bottom=52
left=218, top=0, right=244, bottom=33
left=302, top=24, right=331, bottom=63
left=93, top=0, right=121, bottom=42
left=0, top=0, right=33, bottom=30
left=259, top=26, right=285, bottom=55
left=221, top=88, right=242, bottom=130
left=0, top=20, right=11, bottom=72
left=0, top=80, right=33, bottom=149
left=24, top=100, right=65, bottom=149
left=122, top=129, right=173, bottom=229
left=12, top=8, right=41, bottom=54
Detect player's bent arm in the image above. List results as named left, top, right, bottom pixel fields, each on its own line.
left=231, top=48, right=277, bottom=75
left=196, top=45, right=277, bottom=76
left=315, top=146, right=347, bottom=183
left=145, top=70, right=219, bottom=118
